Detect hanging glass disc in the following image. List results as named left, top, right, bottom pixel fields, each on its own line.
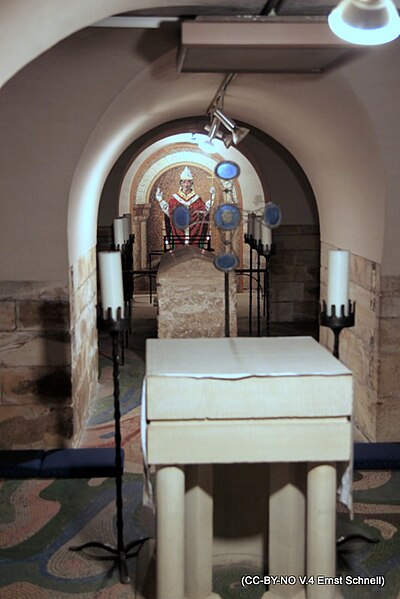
left=172, top=205, right=191, bottom=230
left=214, top=253, right=239, bottom=272
left=263, top=202, right=282, bottom=229
left=215, top=160, right=241, bottom=181
left=214, top=204, right=241, bottom=231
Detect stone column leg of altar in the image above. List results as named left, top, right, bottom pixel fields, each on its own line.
left=307, top=463, right=337, bottom=599
left=156, top=465, right=185, bottom=599
left=263, top=463, right=306, bottom=598
left=185, top=465, right=221, bottom=599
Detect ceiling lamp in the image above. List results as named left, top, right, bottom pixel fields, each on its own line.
left=202, top=73, right=249, bottom=150
left=204, top=122, right=233, bottom=148
left=328, top=0, right=400, bottom=45
left=213, top=109, right=250, bottom=145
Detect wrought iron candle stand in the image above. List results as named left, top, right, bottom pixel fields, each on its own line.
left=260, top=242, right=276, bottom=337
left=319, top=300, right=355, bottom=359
left=118, top=235, right=135, bottom=359
left=69, top=305, right=149, bottom=583
left=244, top=233, right=255, bottom=335
left=244, top=235, right=275, bottom=336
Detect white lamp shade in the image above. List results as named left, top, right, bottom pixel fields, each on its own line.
left=261, top=223, right=272, bottom=247
left=113, top=218, right=125, bottom=247
left=327, top=250, right=350, bottom=316
left=328, top=0, right=400, bottom=45
left=98, top=251, right=124, bottom=319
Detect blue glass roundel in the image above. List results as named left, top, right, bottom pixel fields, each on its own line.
left=214, top=204, right=241, bottom=231
left=214, top=253, right=239, bottom=272
left=263, top=202, right=282, bottom=229
left=214, top=160, right=241, bottom=181
left=172, top=205, right=191, bottom=230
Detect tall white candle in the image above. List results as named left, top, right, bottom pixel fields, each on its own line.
left=123, top=212, right=132, bottom=230
left=247, top=213, right=255, bottom=237
left=98, top=251, right=124, bottom=319
left=122, top=214, right=131, bottom=241
left=327, top=250, right=350, bottom=316
left=113, top=218, right=125, bottom=248
left=253, top=216, right=262, bottom=242
left=261, top=223, right=272, bottom=248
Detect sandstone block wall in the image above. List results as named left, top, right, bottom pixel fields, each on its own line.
left=320, top=242, right=400, bottom=442
left=69, top=246, right=98, bottom=446
left=0, top=281, right=72, bottom=449
left=241, top=224, right=320, bottom=324
left=157, top=246, right=237, bottom=339
left=376, top=275, right=400, bottom=440
left=270, top=224, right=320, bottom=323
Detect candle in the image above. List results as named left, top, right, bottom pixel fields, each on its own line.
left=261, top=223, right=272, bottom=248
left=327, top=250, right=350, bottom=316
left=247, top=213, right=255, bottom=237
left=113, top=218, right=125, bottom=248
left=122, top=214, right=131, bottom=241
left=253, top=216, right=262, bottom=243
left=98, top=251, right=124, bottom=319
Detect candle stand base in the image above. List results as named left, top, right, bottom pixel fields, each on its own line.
left=70, top=308, right=150, bottom=583
left=319, top=300, right=355, bottom=359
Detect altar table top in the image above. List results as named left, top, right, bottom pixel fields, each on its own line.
left=145, top=336, right=352, bottom=420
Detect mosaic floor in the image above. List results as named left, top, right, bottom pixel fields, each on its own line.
left=0, top=309, right=400, bottom=598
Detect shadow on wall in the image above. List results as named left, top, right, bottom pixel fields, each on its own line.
left=0, top=301, right=73, bottom=449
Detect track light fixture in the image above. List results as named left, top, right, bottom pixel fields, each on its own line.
left=213, top=109, right=250, bottom=145
left=204, top=122, right=233, bottom=149
left=204, top=107, right=249, bottom=148
left=202, top=72, right=249, bottom=150
left=328, top=0, right=400, bottom=45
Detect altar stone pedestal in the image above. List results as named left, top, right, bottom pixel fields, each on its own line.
left=156, top=246, right=237, bottom=339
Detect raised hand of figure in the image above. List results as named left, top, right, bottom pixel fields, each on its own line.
left=155, top=186, right=169, bottom=216
left=155, top=187, right=163, bottom=202
left=206, top=186, right=216, bottom=212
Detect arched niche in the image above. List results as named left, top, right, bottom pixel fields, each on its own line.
left=112, top=132, right=266, bottom=273
left=67, top=48, right=385, bottom=442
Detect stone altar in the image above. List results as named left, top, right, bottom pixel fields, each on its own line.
left=156, top=246, right=237, bottom=339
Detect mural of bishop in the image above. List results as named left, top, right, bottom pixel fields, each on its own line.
left=156, top=166, right=215, bottom=245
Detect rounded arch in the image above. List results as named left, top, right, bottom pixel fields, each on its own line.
left=119, top=132, right=265, bottom=213
left=68, top=48, right=385, bottom=270
left=0, top=0, right=234, bottom=87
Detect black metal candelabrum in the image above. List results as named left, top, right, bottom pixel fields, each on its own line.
left=69, top=305, right=148, bottom=584
left=319, top=300, right=355, bottom=359
left=244, top=234, right=276, bottom=336
left=113, top=235, right=135, bottom=362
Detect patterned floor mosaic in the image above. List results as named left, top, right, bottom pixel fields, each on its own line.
left=0, top=325, right=400, bottom=598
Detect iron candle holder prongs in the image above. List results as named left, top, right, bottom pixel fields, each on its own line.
left=70, top=304, right=149, bottom=584
left=320, top=300, right=355, bottom=359
left=260, top=242, right=276, bottom=258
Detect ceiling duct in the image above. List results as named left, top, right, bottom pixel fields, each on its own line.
left=177, top=17, right=365, bottom=74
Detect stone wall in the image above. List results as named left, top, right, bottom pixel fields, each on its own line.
left=319, top=243, right=400, bottom=442
left=270, top=224, right=320, bottom=323
left=241, top=224, right=320, bottom=324
left=69, top=246, right=98, bottom=446
left=0, top=281, right=72, bottom=449
left=0, top=246, right=103, bottom=449
left=376, top=275, right=400, bottom=440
